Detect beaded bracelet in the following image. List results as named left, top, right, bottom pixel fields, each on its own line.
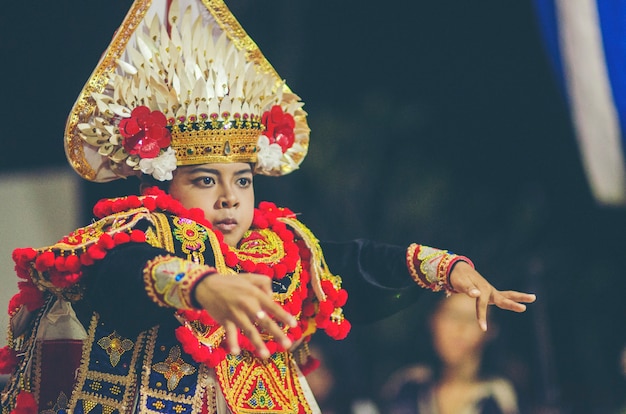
left=144, top=255, right=217, bottom=310
left=406, top=243, right=474, bottom=295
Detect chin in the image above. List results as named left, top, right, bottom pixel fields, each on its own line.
left=223, top=233, right=242, bottom=247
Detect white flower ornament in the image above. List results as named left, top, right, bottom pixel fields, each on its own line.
left=256, top=135, right=284, bottom=172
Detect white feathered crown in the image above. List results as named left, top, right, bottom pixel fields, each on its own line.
left=65, top=0, right=309, bottom=182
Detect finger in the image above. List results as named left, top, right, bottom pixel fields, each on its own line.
left=255, top=310, right=267, bottom=321
left=258, top=301, right=297, bottom=350
left=492, top=294, right=529, bottom=313
left=475, top=291, right=490, bottom=332
left=497, top=291, right=537, bottom=304
left=249, top=303, right=294, bottom=352
left=259, top=315, right=293, bottom=351
left=260, top=297, right=297, bottom=328
left=453, top=275, right=487, bottom=328
left=224, top=321, right=241, bottom=355
left=238, top=317, right=270, bottom=359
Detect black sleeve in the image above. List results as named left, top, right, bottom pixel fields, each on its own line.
left=320, top=239, right=425, bottom=324
left=81, top=242, right=176, bottom=338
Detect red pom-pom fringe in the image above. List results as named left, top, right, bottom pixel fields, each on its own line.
left=11, top=391, right=38, bottom=414
left=300, top=356, right=320, bottom=376
left=0, top=346, right=18, bottom=374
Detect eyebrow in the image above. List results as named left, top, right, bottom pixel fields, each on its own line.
left=185, top=166, right=253, bottom=176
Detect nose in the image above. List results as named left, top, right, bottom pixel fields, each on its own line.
left=216, top=185, right=239, bottom=209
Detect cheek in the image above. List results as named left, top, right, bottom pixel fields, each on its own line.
left=242, top=204, right=254, bottom=226
left=431, top=324, right=454, bottom=351
left=174, top=193, right=215, bottom=221
left=240, top=189, right=255, bottom=223
left=199, top=207, right=217, bottom=224
left=432, top=322, right=486, bottom=360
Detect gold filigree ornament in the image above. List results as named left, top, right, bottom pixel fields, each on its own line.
left=40, top=391, right=69, bottom=414
left=152, top=345, right=197, bottom=391
left=97, top=332, right=135, bottom=367
left=65, top=0, right=310, bottom=183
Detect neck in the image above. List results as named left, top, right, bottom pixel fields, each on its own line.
left=440, top=356, right=481, bottom=384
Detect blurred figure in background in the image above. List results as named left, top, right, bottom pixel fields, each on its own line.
left=383, top=293, right=520, bottom=414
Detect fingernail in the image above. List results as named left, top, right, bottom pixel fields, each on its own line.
left=282, top=338, right=292, bottom=349
left=480, top=321, right=488, bottom=331
left=289, top=317, right=297, bottom=327
left=259, top=349, right=270, bottom=359
left=230, top=346, right=240, bottom=355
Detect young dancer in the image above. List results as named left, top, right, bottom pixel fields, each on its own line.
left=0, top=1, right=535, bottom=412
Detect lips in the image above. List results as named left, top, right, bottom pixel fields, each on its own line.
left=214, top=218, right=238, bottom=232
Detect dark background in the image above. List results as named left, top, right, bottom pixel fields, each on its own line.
left=2, top=1, right=626, bottom=412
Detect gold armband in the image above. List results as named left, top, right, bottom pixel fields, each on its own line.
left=143, top=255, right=217, bottom=309
left=406, top=244, right=473, bottom=295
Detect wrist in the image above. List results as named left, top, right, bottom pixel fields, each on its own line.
left=442, top=255, right=474, bottom=293
left=188, top=272, right=215, bottom=309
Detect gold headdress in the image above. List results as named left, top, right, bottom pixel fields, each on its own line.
left=65, top=0, right=309, bottom=182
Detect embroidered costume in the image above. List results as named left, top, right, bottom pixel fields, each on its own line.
left=1, top=190, right=467, bottom=413
left=0, top=0, right=473, bottom=412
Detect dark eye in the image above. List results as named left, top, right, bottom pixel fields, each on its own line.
left=193, top=176, right=215, bottom=186
left=237, top=177, right=252, bottom=187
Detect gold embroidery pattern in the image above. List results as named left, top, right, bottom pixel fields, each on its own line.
left=31, top=332, right=44, bottom=406
left=1, top=296, right=53, bottom=411
left=152, top=346, right=197, bottom=391
left=207, top=230, right=228, bottom=273
left=215, top=351, right=312, bottom=413
left=40, top=391, right=69, bottom=414
left=139, top=327, right=207, bottom=414
left=235, top=228, right=285, bottom=265
left=63, top=220, right=107, bottom=246
left=233, top=228, right=301, bottom=303
left=31, top=208, right=155, bottom=302
left=145, top=227, right=160, bottom=248
left=406, top=243, right=457, bottom=294
left=173, top=218, right=208, bottom=264
left=279, top=217, right=340, bottom=303
left=150, top=212, right=176, bottom=252
left=97, top=332, right=134, bottom=367
left=247, top=380, right=274, bottom=409
left=68, top=314, right=145, bottom=413
left=59, top=208, right=152, bottom=248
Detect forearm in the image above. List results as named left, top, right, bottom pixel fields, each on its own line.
left=83, top=243, right=177, bottom=336
left=320, top=239, right=473, bottom=324
left=321, top=239, right=421, bottom=323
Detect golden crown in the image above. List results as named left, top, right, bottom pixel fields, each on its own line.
left=65, top=0, right=310, bottom=182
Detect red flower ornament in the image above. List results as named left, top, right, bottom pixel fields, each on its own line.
left=119, top=106, right=171, bottom=159
left=261, top=105, right=295, bottom=153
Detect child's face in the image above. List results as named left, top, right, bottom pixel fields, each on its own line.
left=168, top=162, right=255, bottom=247
left=429, top=294, right=488, bottom=367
